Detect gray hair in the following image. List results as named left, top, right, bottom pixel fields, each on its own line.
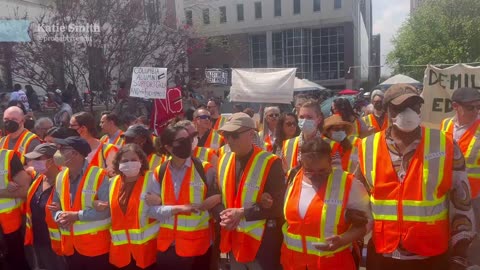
left=371, top=90, right=384, bottom=101
left=34, top=117, right=53, bottom=129
left=263, top=106, right=280, bottom=117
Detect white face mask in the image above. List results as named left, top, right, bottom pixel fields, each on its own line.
left=30, top=160, right=48, bottom=174
left=392, top=107, right=421, bottom=132
left=191, top=136, right=198, bottom=150
left=119, top=161, right=142, bottom=178
left=331, top=130, right=347, bottom=142
left=298, top=119, right=317, bottom=135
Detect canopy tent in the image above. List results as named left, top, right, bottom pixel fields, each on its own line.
left=377, top=74, right=422, bottom=90
left=294, top=78, right=326, bottom=92
left=338, top=89, right=359, bottom=95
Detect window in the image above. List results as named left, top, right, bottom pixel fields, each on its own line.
left=219, top=6, right=227, bottom=23
left=251, top=34, right=267, bottom=67
left=293, top=0, right=301, bottom=14
left=311, top=26, right=345, bottom=80
left=203, top=9, right=210, bottom=24
left=254, top=2, right=262, bottom=19
left=334, top=0, right=341, bottom=9
left=313, top=0, right=321, bottom=11
left=185, top=10, right=193, bottom=26
left=274, top=0, right=282, bottom=17
left=237, top=4, right=244, bottom=21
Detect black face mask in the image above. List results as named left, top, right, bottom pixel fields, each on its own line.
left=4, top=120, right=20, bottom=134
left=373, top=102, right=383, bottom=111
left=172, top=138, right=192, bottom=159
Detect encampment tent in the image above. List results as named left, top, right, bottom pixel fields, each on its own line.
left=377, top=74, right=422, bottom=90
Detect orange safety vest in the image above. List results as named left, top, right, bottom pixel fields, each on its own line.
left=258, top=130, right=274, bottom=152
left=282, top=168, right=355, bottom=270
left=325, top=137, right=360, bottom=174
left=154, top=159, right=212, bottom=257
left=362, top=114, right=389, bottom=133
left=100, top=130, right=125, bottom=146
left=0, top=129, right=39, bottom=163
left=56, top=165, right=111, bottom=256
left=109, top=173, right=159, bottom=268
left=193, top=147, right=216, bottom=164
left=217, top=145, right=231, bottom=157
left=148, top=153, right=168, bottom=171
left=204, top=130, right=225, bottom=150
left=0, top=150, right=23, bottom=234
left=24, top=174, right=62, bottom=255
left=441, top=118, right=480, bottom=197
left=358, top=127, right=452, bottom=256
left=282, top=136, right=300, bottom=171
left=217, top=147, right=277, bottom=262
left=90, top=143, right=119, bottom=169
left=212, top=116, right=227, bottom=131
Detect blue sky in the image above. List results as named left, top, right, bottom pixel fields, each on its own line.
left=372, top=0, right=410, bottom=75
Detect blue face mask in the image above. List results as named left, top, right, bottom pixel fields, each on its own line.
left=331, top=130, right=347, bottom=142
left=298, top=119, right=317, bottom=135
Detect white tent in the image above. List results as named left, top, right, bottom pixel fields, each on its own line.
left=379, top=74, right=421, bottom=85
left=294, top=78, right=326, bottom=91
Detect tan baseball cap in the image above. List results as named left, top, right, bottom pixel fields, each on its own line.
left=323, top=114, right=354, bottom=135
left=383, top=83, right=424, bottom=106
left=218, top=112, right=256, bottom=133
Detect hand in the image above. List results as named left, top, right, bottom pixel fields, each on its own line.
left=220, top=208, right=244, bottom=230
left=57, top=211, right=79, bottom=228
left=92, top=200, right=109, bottom=211
left=314, top=235, right=345, bottom=251
left=145, top=192, right=162, bottom=206
left=172, top=204, right=198, bottom=215
left=260, top=193, right=273, bottom=209
left=345, top=209, right=368, bottom=227
left=47, top=202, right=60, bottom=212
left=7, top=182, right=19, bottom=193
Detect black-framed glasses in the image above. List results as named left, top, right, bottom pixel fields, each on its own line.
left=196, top=115, right=211, bottom=120
left=223, top=129, right=251, bottom=140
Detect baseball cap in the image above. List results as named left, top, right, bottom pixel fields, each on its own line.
left=122, top=124, right=151, bottom=138
left=24, top=143, right=58, bottom=160
left=54, top=136, right=92, bottom=157
left=323, top=115, right=354, bottom=135
left=383, top=84, right=424, bottom=106
left=218, top=112, right=256, bottom=133
left=451, top=88, right=480, bottom=103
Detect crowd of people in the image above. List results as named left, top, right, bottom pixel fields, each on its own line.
left=0, top=83, right=479, bottom=270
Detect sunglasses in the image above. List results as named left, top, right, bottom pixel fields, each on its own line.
left=284, top=121, right=296, bottom=127
left=196, top=115, right=211, bottom=120
left=268, top=113, right=279, bottom=118
left=460, top=103, right=480, bottom=111
left=223, top=129, right=251, bottom=140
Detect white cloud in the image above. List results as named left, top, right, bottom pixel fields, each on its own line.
left=372, top=0, right=410, bottom=76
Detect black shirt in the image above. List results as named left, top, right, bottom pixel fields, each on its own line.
left=197, top=130, right=211, bottom=148
left=10, top=154, right=24, bottom=177
left=30, top=179, right=54, bottom=246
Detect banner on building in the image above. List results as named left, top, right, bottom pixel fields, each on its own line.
left=205, top=69, right=229, bottom=85
left=150, top=87, right=183, bottom=135
left=421, top=64, right=480, bottom=126
left=229, top=68, right=297, bottom=104
left=130, top=67, right=167, bottom=99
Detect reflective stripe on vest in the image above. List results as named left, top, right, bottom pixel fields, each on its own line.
left=0, top=150, right=21, bottom=213
left=149, top=154, right=166, bottom=170
left=160, top=162, right=209, bottom=232
left=57, top=166, right=110, bottom=236
left=362, top=128, right=448, bottom=223
left=282, top=137, right=299, bottom=170
left=206, top=130, right=223, bottom=150
left=282, top=169, right=351, bottom=256
left=0, top=130, right=38, bottom=163
left=194, top=147, right=214, bottom=163
left=109, top=173, right=159, bottom=246
left=101, top=131, right=125, bottom=146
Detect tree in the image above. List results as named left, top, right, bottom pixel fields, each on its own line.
left=11, top=0, right=192, bottom=112
left=387, top=0, right=480, bottom=80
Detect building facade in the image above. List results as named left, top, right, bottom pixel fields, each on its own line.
left=185, top=0, right=372, bottom=91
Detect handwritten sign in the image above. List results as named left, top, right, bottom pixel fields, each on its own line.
left=130, top=67, right=167, bottom=99
left=205, top=69, right=229, bottom=85
left=421, top=64, right=480, bottom=126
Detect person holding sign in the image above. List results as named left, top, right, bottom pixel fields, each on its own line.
left=357, top=84, right=475, bottom=270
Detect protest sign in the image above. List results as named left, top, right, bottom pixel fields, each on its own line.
left=205, top=69, right=229, bottom=85
left=421, top=64, right=480, bottom=126
left=150, top=87, right=183, bottom=135
left=229, top=68, right=297, bottom=104
left=130, top=67, right=167, bottom=99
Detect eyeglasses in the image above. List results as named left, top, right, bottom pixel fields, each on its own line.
left=267, top=113, right=279, bottom=118
left=460, top=103, right=480, bottom=111
left=196, top=115, right=211, bottom=120
left=223, top=129, right=251, bottom=140
left=284, top=121, right=296, bottom=127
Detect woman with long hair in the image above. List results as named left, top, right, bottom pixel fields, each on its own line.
left=272, top=112, right=300, bottom=156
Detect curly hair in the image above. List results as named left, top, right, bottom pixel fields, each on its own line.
left=112, top=143, right=150, bottom=175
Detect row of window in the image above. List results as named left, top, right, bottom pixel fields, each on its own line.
left=185, top=0, right=342, bottom=26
